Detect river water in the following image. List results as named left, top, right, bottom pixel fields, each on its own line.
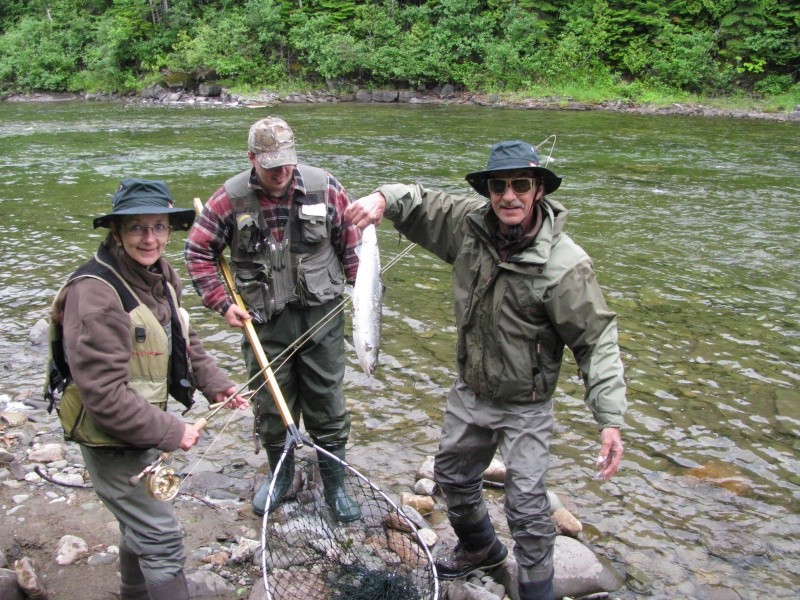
left=0, top=101, right=798, bottom=599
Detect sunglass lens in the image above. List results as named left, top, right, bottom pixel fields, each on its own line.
left=510, top=179, right=533, bottom=193
left=488, top=179, right=506, bottom=194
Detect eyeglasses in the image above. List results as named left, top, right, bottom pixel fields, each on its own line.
left=487, top=178, right=537, bottom=195
left=123, top=223, right=172, bottom=239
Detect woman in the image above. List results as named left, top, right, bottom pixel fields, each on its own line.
left=44, top=178, right=247, bottom=600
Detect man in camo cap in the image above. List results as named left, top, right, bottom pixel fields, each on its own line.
left=185, top=117, right=363, bottom=522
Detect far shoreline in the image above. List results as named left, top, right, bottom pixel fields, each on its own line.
left=3, top=89, right=799, bottom=122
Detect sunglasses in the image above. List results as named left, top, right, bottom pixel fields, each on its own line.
left=486, top=177, right=537, bottom=195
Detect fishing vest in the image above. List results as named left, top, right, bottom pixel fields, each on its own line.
left=224, top=165, right=346, bottom=322
left=43, top=246, right=196, bottom=448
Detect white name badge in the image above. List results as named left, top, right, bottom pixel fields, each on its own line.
left=301, top=203, right=327, bottom=218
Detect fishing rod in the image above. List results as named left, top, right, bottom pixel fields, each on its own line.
left=127, top=387, right=254, bottom=499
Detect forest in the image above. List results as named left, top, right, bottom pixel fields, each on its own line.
left=1, top=0, right=798, bottom=106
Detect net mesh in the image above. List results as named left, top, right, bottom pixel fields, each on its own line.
left=261, top=448, right=438, bottom=600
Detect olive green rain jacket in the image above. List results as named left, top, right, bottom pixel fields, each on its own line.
left=377, top=183, right=626, bottom=429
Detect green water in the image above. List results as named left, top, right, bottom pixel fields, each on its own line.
left=1, top=101, right=798, bottom=598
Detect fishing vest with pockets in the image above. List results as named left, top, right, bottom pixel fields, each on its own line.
left=224, top=165, right=345, bottom=322
left=43, top=245, right=196, bottom=448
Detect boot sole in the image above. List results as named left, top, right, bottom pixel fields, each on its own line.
left=435, top=554, right=508, bottom=580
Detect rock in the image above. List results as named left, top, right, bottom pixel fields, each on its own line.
left=86, top=552, right=117, bottom=566
left=14, top=557, right=48, bottom=600
left=29, top=319, right=49, bottom=346
left=400, top=492, right=435, bottom=515
left=0, top=567, right=24, bottom=600
left=551, top=507, right=582, bottom=537
left=186, top=569, right=236, bottom=597
left=355, top=90, right=372, bottom=102
left=414, top=477, right=437, bottom=496
left=0, top=412, right=28, bottom=427
left=383, top=511, right=414, bottom=533
left=372, top=90, right=398, bottom=103
left=494, top=536, right=624, bottom=600
left=399, top=504, right=429, bottom=531
left=198, top=84, right=222, bottom=97
left=201, top=551, right=230, bottom=566
left=701, top=530, right=768, bottom=560
left=417, top=527, right=438, bottom=549
left=229, top=537, right=260, bottom=564
left=27, top=443, right=64, bottom=463
left=416, top=456, right=435, bottom=480
left=180, top=470, right=252, bottom=498
left=446, top=578, right=503, bottom=599
left=55, top=534, right=89, bottom=565
left=385, top=529, right=426, bottom=568
left=482, top=458, right=505, bottom=486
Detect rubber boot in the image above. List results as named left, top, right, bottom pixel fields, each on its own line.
left=119, top=549, right=150, bottom=600
left=317, top=442, right=361, bottom=523
left=146, top=570, right=189, bottom=600
left=252, top=445, right=295, bottom=517
left=436, top=513, right=508, bottom=579
left=519, top=569, right=555, bottom=600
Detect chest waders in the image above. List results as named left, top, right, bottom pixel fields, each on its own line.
left=223, top=167, right=357, bottom=522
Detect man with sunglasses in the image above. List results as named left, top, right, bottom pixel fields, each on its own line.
left=344, top=140, right=627, bottom=600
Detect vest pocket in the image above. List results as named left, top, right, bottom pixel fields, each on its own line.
left=296, top=258, right=342, bottom=306
left=234, top=266, right=272, bottom=321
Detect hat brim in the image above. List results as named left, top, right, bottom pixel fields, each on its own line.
left=255, top=148, right=298, bottom=169
left=93, top=207, right=196, bottom=231
left=465, top=167, right=562, bottom=198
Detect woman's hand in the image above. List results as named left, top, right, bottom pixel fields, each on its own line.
left=213, top=386, right=249, bottom=410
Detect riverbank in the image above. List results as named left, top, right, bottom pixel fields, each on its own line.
left=4, top=88, right=800, bottom=122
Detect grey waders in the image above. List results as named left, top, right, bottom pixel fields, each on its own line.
left=317, top=441, right=361, bottom=523
left=252, top=445, right=295, bottom=517
left=119, top=549, right=149, bottom=600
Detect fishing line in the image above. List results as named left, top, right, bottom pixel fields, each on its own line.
left=176, top=240, right=418, bottom=494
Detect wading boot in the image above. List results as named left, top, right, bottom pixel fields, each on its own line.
left=436, top=514, right=508, bottom=579
left=317, top=443, right=361, bottom=523
left=252, top=445, right=295, bottom=517
left=119, top=549, right=149, bottom=600
left=519, top=569, right=555, bottom=600
left=146, top=570, right=189, bottom=600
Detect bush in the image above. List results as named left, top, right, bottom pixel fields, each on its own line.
left=0, top=17, right=83, bottom=91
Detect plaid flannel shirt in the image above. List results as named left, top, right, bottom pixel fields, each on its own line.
left=185, top=167, right=361, bottom=316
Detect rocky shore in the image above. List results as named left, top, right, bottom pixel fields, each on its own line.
left=1, top=382, right=625, bottom=600
left=3, top=84, right=799, bottom=122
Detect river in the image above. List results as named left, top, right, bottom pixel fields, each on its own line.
left=0, top=100, right=798, bottom=599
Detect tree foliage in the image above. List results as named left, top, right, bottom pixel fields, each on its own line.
left=0, top=0, right=797, bottom=95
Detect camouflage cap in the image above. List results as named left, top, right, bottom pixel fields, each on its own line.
left=248, top=117, right=298, bottom=169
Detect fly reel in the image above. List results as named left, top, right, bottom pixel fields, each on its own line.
left=129, top=452, right=182, bottom=501
left=144, top=463, right=181, bottom=501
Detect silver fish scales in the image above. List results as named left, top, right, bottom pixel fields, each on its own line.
left=352, top=224, right=383, bottom=375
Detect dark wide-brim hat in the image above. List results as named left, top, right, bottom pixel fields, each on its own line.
left=465, top=140, right=562, bottom=198
left=93, top=178, right=196, bottom=230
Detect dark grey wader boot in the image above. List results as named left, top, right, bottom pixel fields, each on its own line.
left=119, top=549, right=149, bottom=600
left=252, top=444, right=296, bottom=517
left=146, top=570, right=189, bottom=600
left=436, top=513, right=508, bottom=579
left=519, top=569, right=555, bottom=600
left=317, top=442, right=361, bottom=523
